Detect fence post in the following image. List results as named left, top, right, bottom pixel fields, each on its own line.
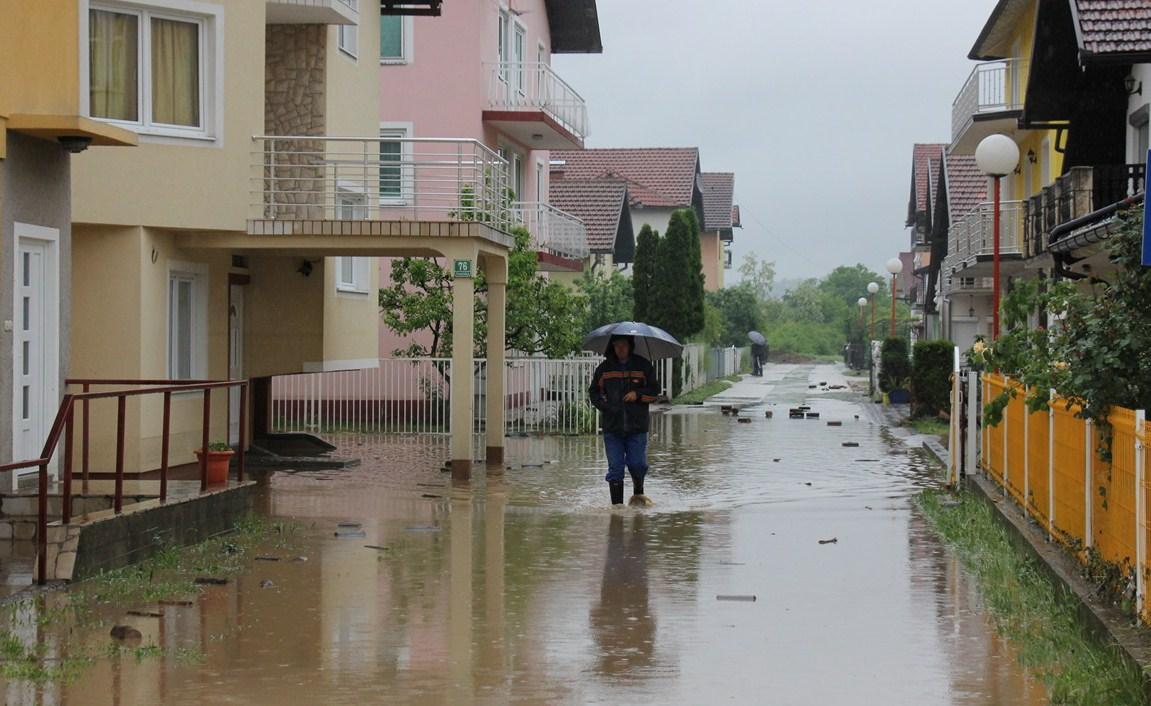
left=1048, top=390, right=1055, bottom=541
left=1086, top=418, right=1094, bottom=550
left=966, top=371, right=979, bottom=478
left=1136, top=409, right=1146, bottom=618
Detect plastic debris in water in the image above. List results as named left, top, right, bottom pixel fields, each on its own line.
left=716, top=595, right=757, bottom=602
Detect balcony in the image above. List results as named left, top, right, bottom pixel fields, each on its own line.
left=945, top=200, right=1027, bottom=277
left=266, top=0, right=358, bottom=24
left=1024, top=164, right=1146, bottom=257
left=483, top=62, right=588, bottom=150
left=511, top=202, right=589, bottom=270
left=951, top=59, right=1028, bottom=153
left=249, top=136, right=515, bottom=240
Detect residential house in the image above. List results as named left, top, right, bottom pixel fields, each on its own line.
left=906, top=144, right=946, bottom=340
left=548, top=178, right=634, bottom=278
left=0, top=1, right=135, bottom=474
left=930, top=152, right=988, bottom=353
left=54, top=0, right=513, bottom=479
left=549, top=147, right=710, bottom=272
left=700, top=172, right=739, bottom=292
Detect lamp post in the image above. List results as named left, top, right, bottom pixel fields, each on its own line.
left=975, top=134, right=1020, bottom=341
left=885, top=257, right=903, bottom=338
left=867, top=281, right=879, bottom=341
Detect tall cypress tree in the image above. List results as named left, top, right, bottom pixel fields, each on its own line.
left=652, top=211, right=696, bottom=341
left=632, top=224, right=659, bottom=322
left=681, top=208, right=706, bottom=337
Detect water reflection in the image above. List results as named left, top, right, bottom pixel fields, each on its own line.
left=590, top=514, right=657, bottom=680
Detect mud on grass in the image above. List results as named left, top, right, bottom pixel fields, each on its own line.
left=0, top=515, right=300, bottom=686
left=918, top=490, right=1149, bottom=704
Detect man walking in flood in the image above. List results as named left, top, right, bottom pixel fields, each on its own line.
left=589, top=335, right=661, bottom=506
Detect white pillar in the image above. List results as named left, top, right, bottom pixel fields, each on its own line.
left=966, top=372, right=979, bottom=478
left=450, top=270, right=475, bottom=480
left=485, top=258, right=507, bottom=468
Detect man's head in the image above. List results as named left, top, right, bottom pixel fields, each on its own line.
left=609, top=335, right=634, bottom=361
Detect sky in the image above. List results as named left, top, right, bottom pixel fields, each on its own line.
left=552, top=0, right=1000, bottom=284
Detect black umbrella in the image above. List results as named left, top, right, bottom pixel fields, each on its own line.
left=748, top=331, right=766, bottom=346
left=582, top=321, right=684, bottom=360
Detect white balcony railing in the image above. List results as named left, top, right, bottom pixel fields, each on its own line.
left=251, top=136, right=514, bottom=232
left=511, top=202, right=589, bottom=260
left=951, top=59, right=1028, bottom=144
left=946, top=200, right=1026, bottom=273
left=485, top=62, right=588, bottom=141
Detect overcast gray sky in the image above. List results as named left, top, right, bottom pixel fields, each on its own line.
left=552, top=0, right=999, bottom=284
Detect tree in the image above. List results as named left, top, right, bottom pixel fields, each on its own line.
left=706, top=283, right=763, bottom=346
left=380, top=227, right=583, bottom=358
left=738, top=252, right=776, bottom=301
left=632, top=224, right=659, bottom=322
left=649, top=209, right=705, bottom=341
left=577, top=268, right=634, bottom=333
left=681, top=208, right=706, bottom=336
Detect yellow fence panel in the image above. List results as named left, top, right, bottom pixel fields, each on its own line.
left=1051, top=401, right=1087, bottom=546
left=983, top=374, right=1006, bottom=483
left=1095, top=409, right=1138, bottom=569
left=1004, top=382, right=1027, bottom=506
left=1027, top=404, right=1051, bottom=530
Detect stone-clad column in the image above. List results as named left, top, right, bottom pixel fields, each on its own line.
left=484, top=255, right=507, bottom=467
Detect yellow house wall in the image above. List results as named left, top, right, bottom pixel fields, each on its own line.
left=0, top=0, right=80, bottom=119
left=1010, top=130, right=1065, bottom=198
left=321, top=260, right=380, bottom=366
left=246, top=256, right=325, bottom=378
left=71, top=0, right=263, bottom=232
left=701, top=230, right=724, bottom=292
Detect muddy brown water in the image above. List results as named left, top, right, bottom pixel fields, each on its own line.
left=3, top=364, right=1049, bottom=705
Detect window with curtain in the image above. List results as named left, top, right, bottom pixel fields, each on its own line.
left=89, top=5, right=206, bottom=134
left=380, top=15, right=405, bottom=61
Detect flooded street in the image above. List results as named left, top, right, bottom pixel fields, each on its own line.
left=7, top=364, right=1048, bottom=705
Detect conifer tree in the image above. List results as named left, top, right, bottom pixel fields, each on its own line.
left=649, top=209, right=705, bottom=341
left=632, top=224, right=659, bottom=322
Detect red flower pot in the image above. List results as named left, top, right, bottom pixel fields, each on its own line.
left=195, top=449, right=234, bottom=485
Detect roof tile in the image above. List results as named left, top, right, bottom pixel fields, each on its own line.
left=548, top=179, right=628, bottom=252
left=1076, top=0, right=1151, bottom=55
left=912, top=144, right=947, bottom=214
left=945, top=153, right=987, bottom=219
left=701, top=172, right=735, bottom=231
left=551, top=148, right=700, bottom=207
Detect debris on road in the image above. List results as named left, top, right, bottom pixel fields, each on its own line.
left=842, top=442, right=860, bottom=447
left=716, top=595, right=757, bottom=602
left=818, top=538, right=838, bottom=545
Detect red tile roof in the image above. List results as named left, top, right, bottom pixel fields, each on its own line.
left=550, top=148, right=700, bottom=208
left=548, top=178, right=628, bottom=253
left=911, top=144, right=946, bottom=216
left=701, top=173, right=735, bottom=231
left=1074, top=0, right=1151, bottom=56
left=944, top=153, right=987, bottom=220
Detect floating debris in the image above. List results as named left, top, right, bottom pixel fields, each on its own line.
left=364, top=545, right=390, bottom=551
left=405, top=526, right=441, bottom=532
left=254, top=556, right=281, bottom=562
left=737, top=418, right=751, bottom=424
left=842, top=442, right=860, bottom=447
left=421, top=493, right=442, bottom=499
left=193, top=577, right=228, bottom=586
left=765, top=410, right=773, bottom=418
left=827, top=421, right=842, bottom=427
left=159, top=600, right=194, bottom=607
left=773, top=458, right=781, bottom=462
left=716, top=595, right=757, bottom=602
left=126, top=610, right=163, bottom=618
left=818, top=538, right=838, bottom=545
left=110, top=625, right=142, bottom=642
left=259, top=579, right=275, bottom=589
left=806, top=412, right=820, bottom=419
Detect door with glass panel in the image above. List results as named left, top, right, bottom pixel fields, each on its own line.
left=12, top=232, right=59, bottom=487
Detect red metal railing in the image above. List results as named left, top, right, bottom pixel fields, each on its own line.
left=0, top=379, right=248, bottom=585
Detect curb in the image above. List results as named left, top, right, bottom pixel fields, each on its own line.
left=918, top=434, right=1151, bottom=698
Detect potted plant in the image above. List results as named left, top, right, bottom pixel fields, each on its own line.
left=195, top=442, right=234, bottom=485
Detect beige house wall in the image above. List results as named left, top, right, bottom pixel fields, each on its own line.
left=0, top=1, right=80, bottom=119
left=701, top=230, right=724, bottom=292
left=246, top=256, right=325, bottom=378
left=321, top=259, right=379, bottom=367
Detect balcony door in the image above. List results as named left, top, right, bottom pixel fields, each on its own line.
left=11, top=225, right=60, bottom=486
left=228, top=282, right=245, bottom=446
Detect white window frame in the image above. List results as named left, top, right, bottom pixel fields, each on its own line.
left=336, top=257, right=371, bottom=295
left=497, top=8, right=509, bottom=82
left=379, top=13, right=413, bottom=65
left=167, top=261, right=209, bottom=380
left=338, top=0, right=358, bottom=59
left=83, top=0, right=221, bottom=142
left=512, top=19, right=527, bottom=96
left=378, top=122, right=412, bottom=206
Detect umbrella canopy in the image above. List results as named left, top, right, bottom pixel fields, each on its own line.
left=748, top=331, right=766, bottom=346
left=582, top=321, right=684, bottom=360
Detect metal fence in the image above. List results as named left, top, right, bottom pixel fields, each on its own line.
left=511, top=201, right=590, bottom=260
left=951, top=58, right=1028, bottom=143
left=974, top=373, right=1151, bottom=623
left=485, top=62, right=589, bottom=140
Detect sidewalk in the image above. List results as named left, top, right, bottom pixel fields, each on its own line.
left=702, top=374, right=774, bottom=407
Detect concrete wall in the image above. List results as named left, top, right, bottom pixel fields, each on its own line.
left=0, top=0, right=81, bottom=119
left=1, top=133, right=72, bottom=466
left=630, top=207, right=674, bottom=240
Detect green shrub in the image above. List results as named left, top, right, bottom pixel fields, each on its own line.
left=879, top=337, right=910, bottom=393
left=911, top=340, right=954, bottom=418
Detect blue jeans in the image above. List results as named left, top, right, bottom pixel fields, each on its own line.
left=603, top=432, right=648, bottom=483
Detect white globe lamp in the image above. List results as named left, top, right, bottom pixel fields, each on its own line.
left=974, top=133, right=1018, bottom=340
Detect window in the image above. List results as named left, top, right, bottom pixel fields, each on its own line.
left=380, top=14, right=411, bottom=63
left=379, top=124, right=411, bottom=203
left=497, top=146, right=522, bottom=199
left=512, top=22, right=526, bottom=95
left=89, top=4, right=213, bottom=136
left=336, top=257, right=370, bottom=294
left=338, top=1, right=358, bottom=58
left=168, top=264, right=207, bottom=380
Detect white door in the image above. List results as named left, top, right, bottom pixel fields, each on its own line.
left=12, top=227, right=60, bottom=483
left=228, top=284, right=245, bottom=446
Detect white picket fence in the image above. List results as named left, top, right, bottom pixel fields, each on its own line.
left=271, top=348, right=748, bottom=437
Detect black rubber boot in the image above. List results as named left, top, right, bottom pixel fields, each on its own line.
left=630, top=472, right=645, bottom=496
left=609, top=481, right=625, bottom=505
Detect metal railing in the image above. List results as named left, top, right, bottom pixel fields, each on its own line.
left=511, top=201, right=590, bottom=260
left=0, top=378, right=248, bottom=585
left=951, top=59, right=1028, bottom=144
left=946, top=200, right=1026, bottom=272
left=1024, top=164, right=1146, bottom=256
left=271, top=357, right=601, bottom=436
left=485, top=62, right=589, bottom=140
left=251, top=136, right=514, bottom=232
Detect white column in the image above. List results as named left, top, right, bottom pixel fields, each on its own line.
left=966, top=372, right=979, bottom=478
left=450, top=271, right=475, bottom=480
left=485, top=258, right=507, bottom=468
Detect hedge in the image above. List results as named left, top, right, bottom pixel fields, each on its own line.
left=911, top=340, right=954, bottom=418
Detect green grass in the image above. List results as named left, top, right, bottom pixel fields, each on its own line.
left=671, top=375, right=740, bottom=405
left=909, top=418, right=949, bottom=437
left=918, top=490, right=1147, bottom=705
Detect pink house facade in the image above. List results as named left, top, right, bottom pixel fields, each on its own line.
left=376, top=0, right=600, bottom=358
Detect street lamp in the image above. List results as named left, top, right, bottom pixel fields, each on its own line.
left=886, top=257, right=903, bottom=338
left=975, top=133, right=1020, bottom=341
left=867, top=281, right=880, bottom=340
left=857, top=296, right=868, bottom=331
